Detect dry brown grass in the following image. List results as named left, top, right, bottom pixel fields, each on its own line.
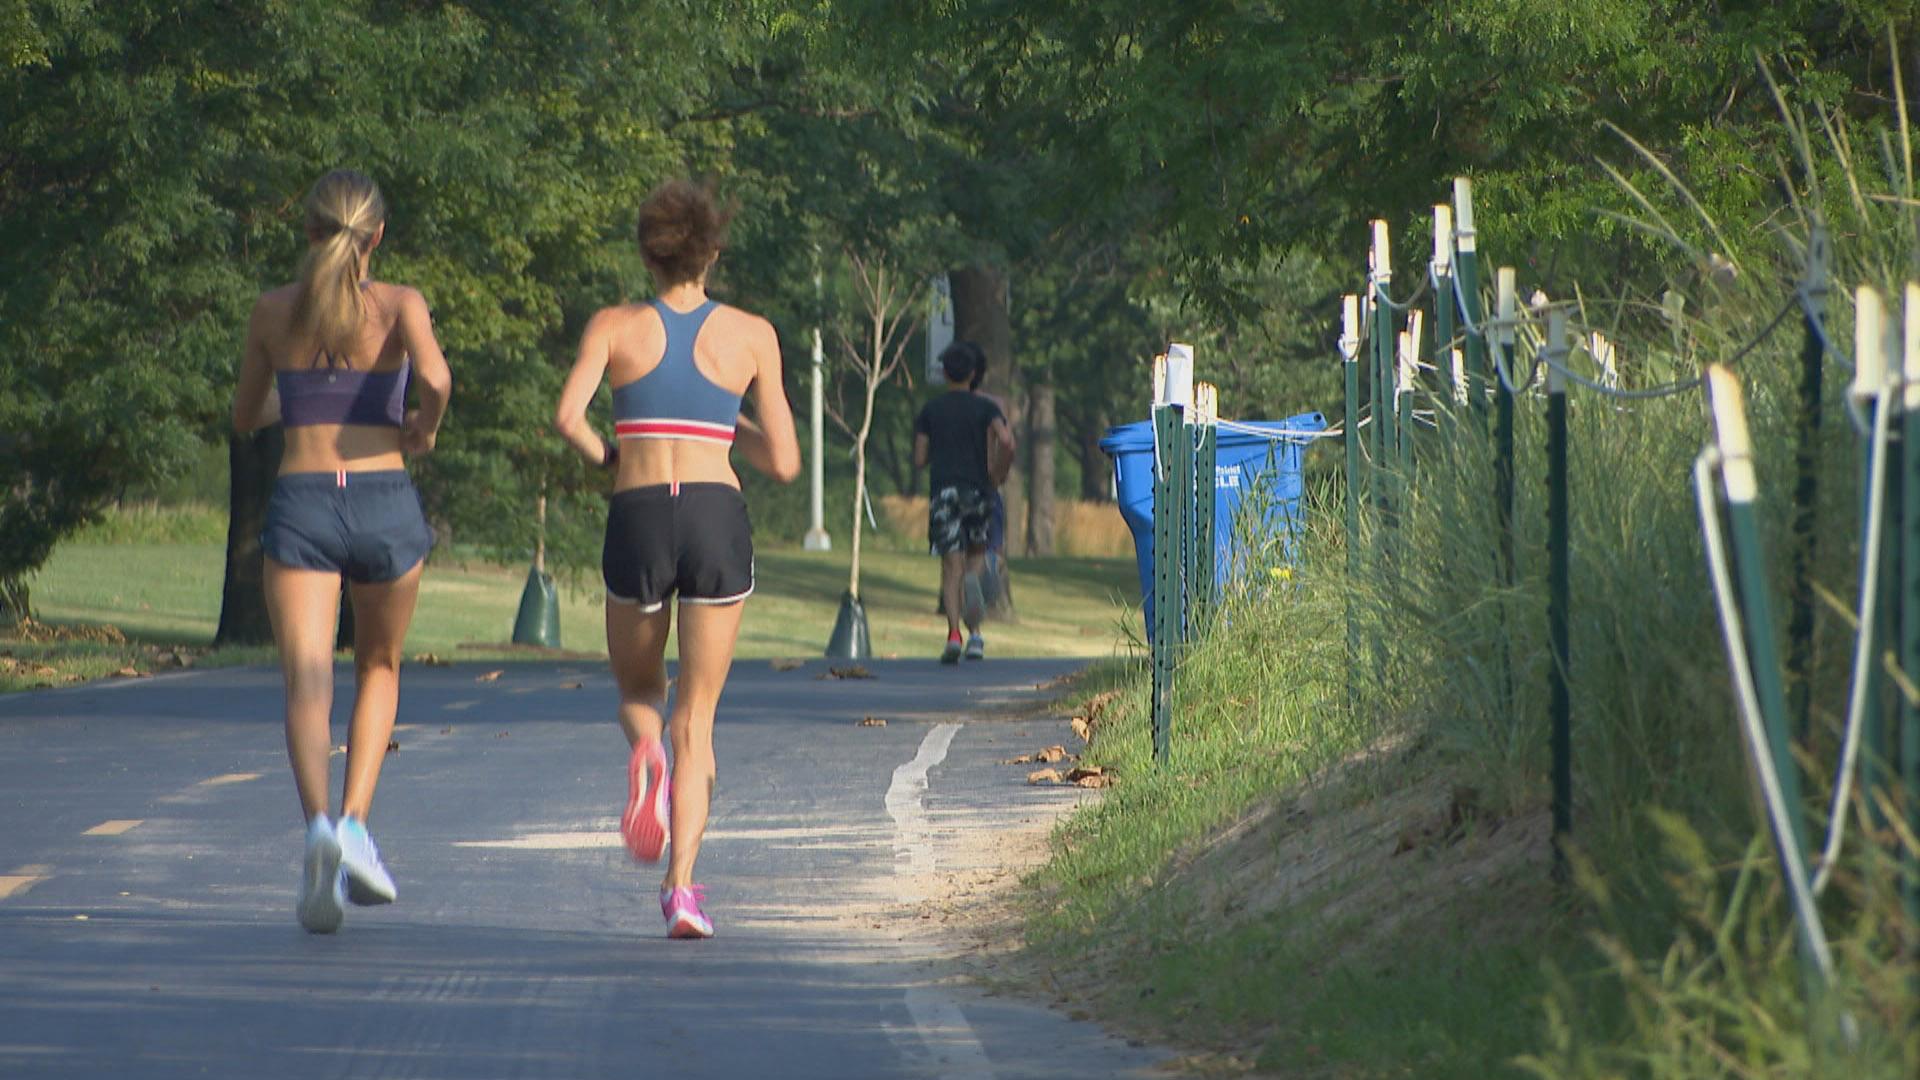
left=876, top=495, right=1135, bottom=558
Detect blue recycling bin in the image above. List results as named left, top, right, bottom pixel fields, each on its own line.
left=1099, top=410, right=1326, bottom=632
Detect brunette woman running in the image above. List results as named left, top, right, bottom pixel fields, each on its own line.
left=553, top=179, right=800, bottom=938
left=232, top=169, right=453, bottom=934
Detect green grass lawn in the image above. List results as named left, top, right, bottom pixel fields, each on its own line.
left=18, top=540, right=1140, bottom=673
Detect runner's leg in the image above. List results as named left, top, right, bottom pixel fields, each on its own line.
left=661, top=598, right=744, bottom=890
left=266, top=559, right=344, bottom=821
left=340, top=561, right=423, bottom=819
left=941, top=552, right=966, bottom=638
left=607, top=600, right=672, bottom=746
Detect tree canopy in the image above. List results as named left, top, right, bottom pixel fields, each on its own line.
left=4, top=1, right=1915, bottom=607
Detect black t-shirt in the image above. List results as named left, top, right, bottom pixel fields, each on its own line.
left=914, top=390, right=1004, bottom=494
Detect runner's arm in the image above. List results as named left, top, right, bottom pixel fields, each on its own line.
left=231, top=299, right=280, bottom=433
left=553, top=309, right=618, bottom=466
left=987, top=416, right=1014, bottom=486
left=738, top=316, right=801, bottom=481
left=397, top=287, right=452, bottom=454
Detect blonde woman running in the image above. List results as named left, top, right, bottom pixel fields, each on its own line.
left=232, top=169, right=453, bottom=933
left=553, top=179, right=799, bottom=938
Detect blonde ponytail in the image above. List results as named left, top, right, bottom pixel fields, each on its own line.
left=291, top=169, right=386, bottom=364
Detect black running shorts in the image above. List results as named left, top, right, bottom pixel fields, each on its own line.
left=602, top=482, right=755, bottom=612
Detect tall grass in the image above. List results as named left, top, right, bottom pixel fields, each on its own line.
left=1333, top=67, right=1920, bottom=1071
left=1027, top=65, right=1920, bottom=1075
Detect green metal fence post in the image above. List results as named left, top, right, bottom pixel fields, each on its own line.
left=1786, top=225, right=1829, bottom=739
left=1342, top=296, right=1363, bottom=717
left=1705, top=366, right=1830, bottom=992
left=1709, top=372, right=1813, bottom=863
left=1151, top=402, right=1184, bottom=764
left=1546, top=309, right=1572, bottom=878
left=1902, top=283, right=1920, bottom=924
left=1397, top=312, right=1420, bottom=478
left=1431, top=205, right=1458, bottom=434
left=1371, top=220, right=1397, bottom=516
left=1192, top=383, right=1218, bottom=637
left=1494, top=268, right=1519, bottom=723
left=1453, top=179, right=1490, bottom=425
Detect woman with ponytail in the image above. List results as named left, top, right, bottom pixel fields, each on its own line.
left=232, top=169, right=453, bottom=934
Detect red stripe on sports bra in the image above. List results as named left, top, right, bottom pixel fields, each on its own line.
left=614, top=419, right=736, bottom=443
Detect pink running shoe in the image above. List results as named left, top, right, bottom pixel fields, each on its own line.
left=621, top=739, right=669, bottom=864
left=661, top=885, right=714, bottom=939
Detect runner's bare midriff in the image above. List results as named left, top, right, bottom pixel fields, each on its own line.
left=280, top=424, right=406, bottom=475
left=612, top=438, right=738, bottom=492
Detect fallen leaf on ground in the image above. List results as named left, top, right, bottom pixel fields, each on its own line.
left=1069, top=718, right=1092, bottom=743
left=559, top=681, right=583, bottom=690
left=476, top=670, right=504, bottom=683
left=386, top=739, right=400, bottom=752
left=1073, top=772, right=1114, bottom=789
left=412, top=653, right=450, bottom=666
left=1064, top=764, right=1105, bottom=782
left=1027, top=768, right=1062, bottom=785
left=770, top=658, right=805, bottom=671
left=1002, top=745, right=1069, bottom=765
left=32, top=664, right=59, bottom=677
left=822, top=665, right=874, bottom=680
left=858, top=716, right=887, bottom=727
left=111, top=667, right=142, bottom=678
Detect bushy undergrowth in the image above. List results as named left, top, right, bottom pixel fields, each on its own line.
left=67, top=501, right=227, bottom=545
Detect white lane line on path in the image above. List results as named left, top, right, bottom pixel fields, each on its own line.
left=198, top=773, right=260, bottom=787
left=887, top=723, right=995, bottom=1078
left=0, top=865, right=51, bottom=900
left=443, top=700, right=479, bottom=712
left=903, top=988, right=996, bottom=1080
left=885, top=722, right=961, bottom=879
left=82, top=820, right=142, bottom=836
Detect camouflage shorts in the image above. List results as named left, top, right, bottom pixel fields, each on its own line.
left=927, top=485, right=992, bottom=555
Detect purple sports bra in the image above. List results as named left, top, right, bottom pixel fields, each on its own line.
left=277, top=359, right=409, bottom=428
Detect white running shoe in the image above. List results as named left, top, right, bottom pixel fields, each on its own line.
left=297, top=815, right=345, bottom=934
left=962, top=573, right=987, bottom=629
left=964, top=634, right=986, bottom=661
left=336, top=815, right=398, bottom=906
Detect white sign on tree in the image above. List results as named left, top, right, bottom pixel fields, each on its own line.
left=926, top=273, right=955, bottom=384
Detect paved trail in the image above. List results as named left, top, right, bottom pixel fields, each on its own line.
left=0, top=658, right=1160, bottom=1079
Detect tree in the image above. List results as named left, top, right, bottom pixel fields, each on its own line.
left=833, top=251, right=924, bottom=602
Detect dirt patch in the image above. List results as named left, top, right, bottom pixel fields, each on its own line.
left=905, top=739, right=1557, bottom=1076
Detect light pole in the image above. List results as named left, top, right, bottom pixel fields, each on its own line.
left=803, top=257, right=831, bottom=551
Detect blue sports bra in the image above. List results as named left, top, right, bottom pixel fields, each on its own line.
left=277, top=358, right=409, bottom=428
left=610, top=300, right=741, bottom=445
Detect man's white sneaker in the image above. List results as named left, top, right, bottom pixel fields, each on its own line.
left=297, top=815, right=345, bottom=934
left=336, top=816, right=397, bottom=906
left=962, top=573, right=987, bottom=628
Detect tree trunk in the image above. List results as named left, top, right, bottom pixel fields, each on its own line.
left=949, top=263, right=1019, bottom=620
left=1079, top=406, right=1112, bottom=500
left=215, top=426, right=283, bottom=646
left=1026, top=378, right=1056, bottom=555
left=0, top=576, right=28, bottom=624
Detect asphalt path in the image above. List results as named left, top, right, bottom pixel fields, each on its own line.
left=0, top=657, right=1163, bottom=1079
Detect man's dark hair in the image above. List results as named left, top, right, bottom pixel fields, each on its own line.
left=940, top=340, right=984, bottom=384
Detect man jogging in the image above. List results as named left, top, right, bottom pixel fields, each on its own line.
left=913, top=341, right=1015, bottom=663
